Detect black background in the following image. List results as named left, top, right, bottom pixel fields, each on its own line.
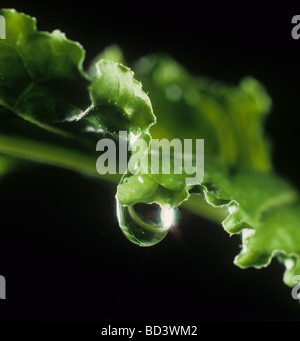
left=1, top=0, right=300, bottom=321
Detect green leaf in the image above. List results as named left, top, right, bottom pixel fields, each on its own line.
left=134, top=55, right=272, bottom=171
left=88, top=44, right=125, bottom=74
left=117, top=172, right=189, bottom=208
left=0, top=9, right=91, bottom=132
left=0, top=9, right=155, bottom=179
left=87, top=59, right=156, bottom=135
left=132, top=53, right=300, bottom=287
left=1, top=9, right=300, bottom=293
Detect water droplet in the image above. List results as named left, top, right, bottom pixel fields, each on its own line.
left=116, top=201, right=175, bottom=247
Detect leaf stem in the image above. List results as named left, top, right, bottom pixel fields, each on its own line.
left=0, top=134, right=225, bottom=223
left=0, top=134, right=121, bottom=183
left=181, top=194, right=228, bottom=223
